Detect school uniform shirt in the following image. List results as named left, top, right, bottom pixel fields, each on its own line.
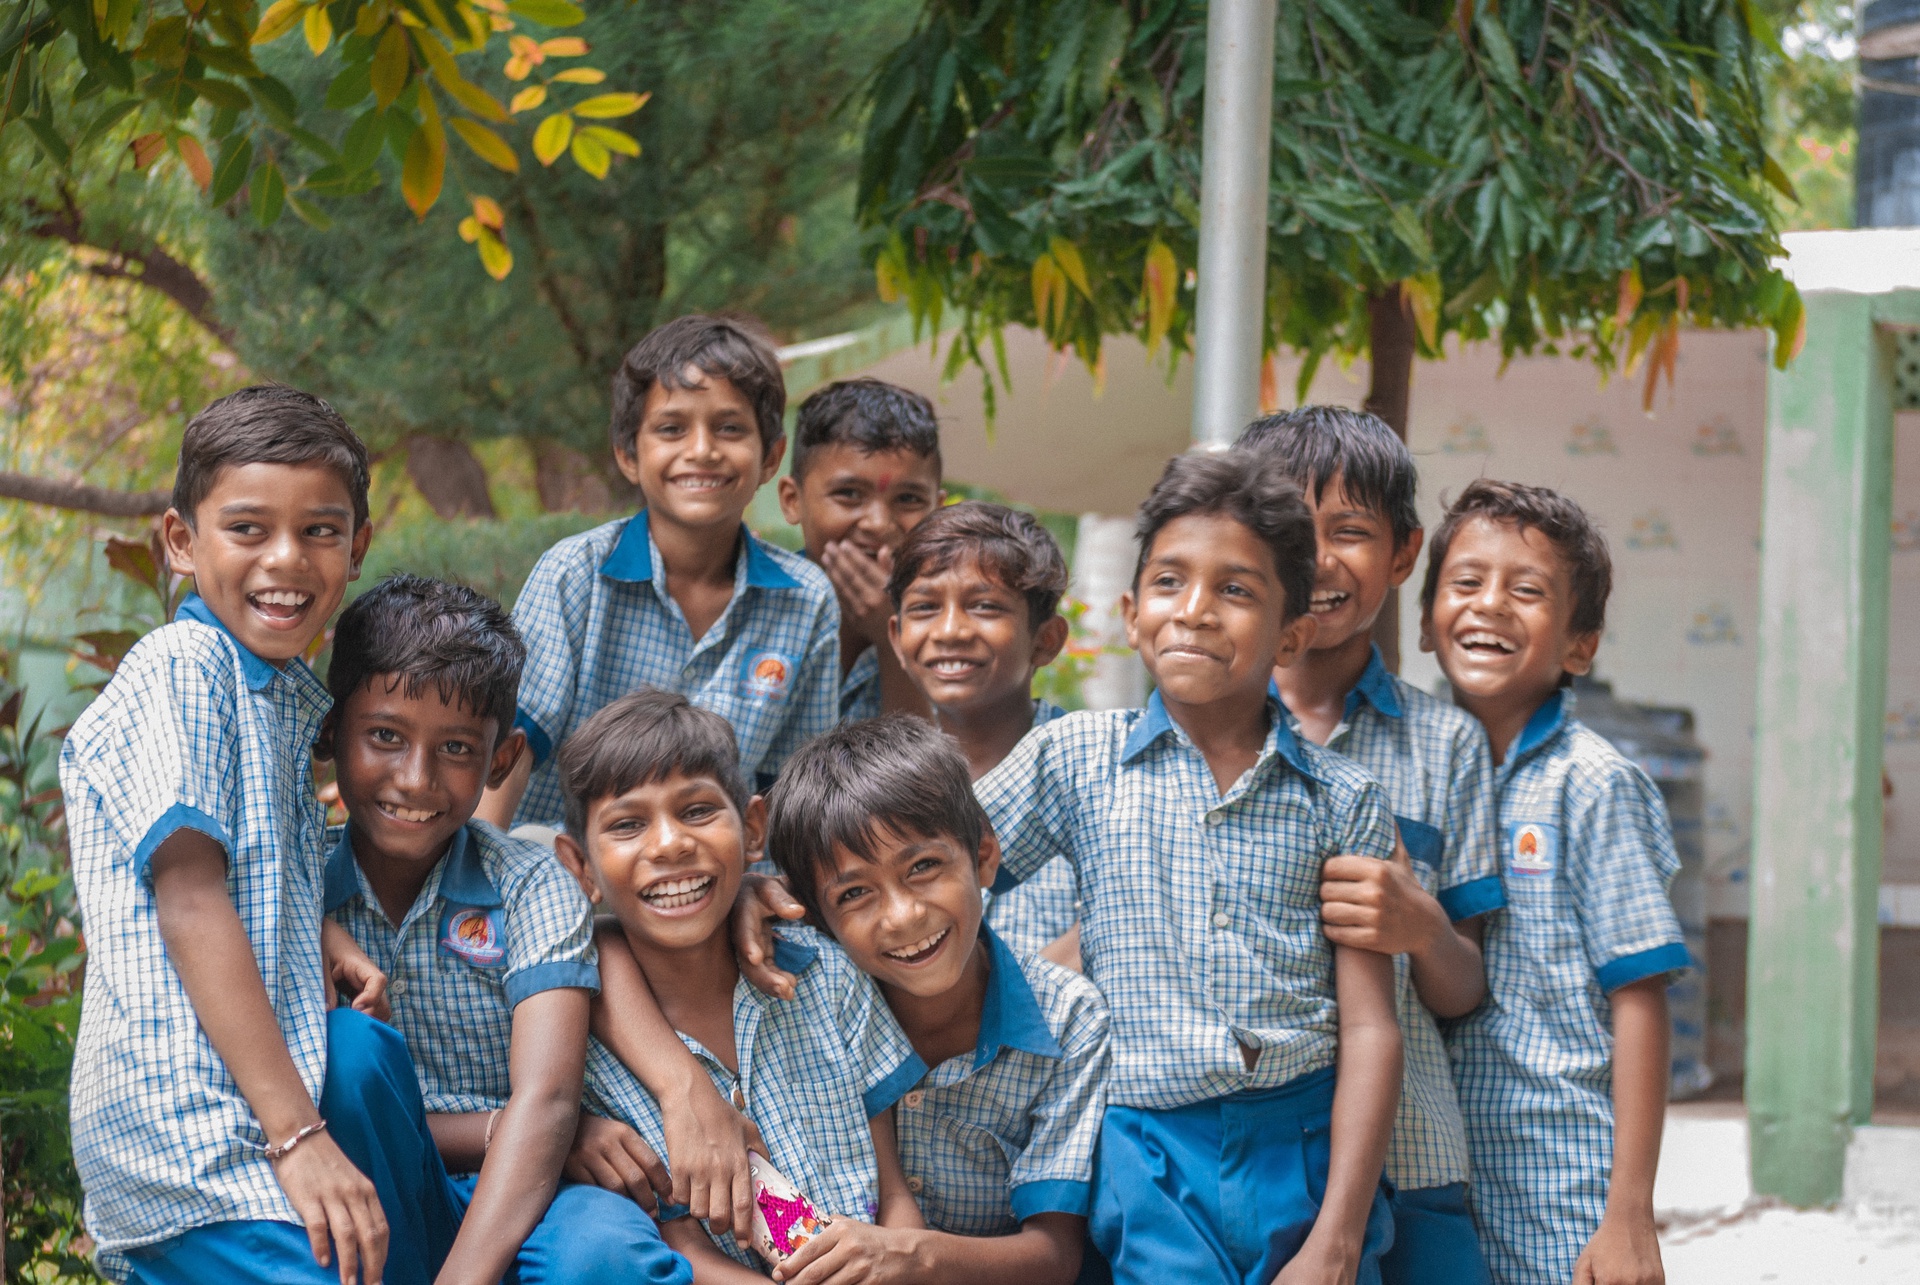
left=511, top=511, right=839, bottom=825
left=583, top=926, right=926, bottom=1267
left=1449, top=689, right=1689, bottom=1285
left=1317, top=648, right=1501, bottom=1194
left=839, top=645, right=881, bottom=723
left=981, top=699, right=1081, bottom=956
left=893, top=925, right=1110, bottom=1235
left=59, top=594, right=334, bottom=1281
left=975, top=689, right=1397, bottom=1110
left=323, top=821, right=598, bottom=1118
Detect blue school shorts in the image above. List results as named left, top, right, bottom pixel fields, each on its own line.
left=1090, top=1066, right=1394, bottom=1285
left=1380, top=1182, right=1490, bottom=1285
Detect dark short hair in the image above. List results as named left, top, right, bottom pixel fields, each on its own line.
left=608, top=315, right=786, bottom=460
left=1420, top=479, right=1613, bottom=637
left=1238, top=405, right=1420, bottom=542
left=791, top=379, right=941, bottom=480
left=1134, top=449, right=1317, bottom=624
left=765, top=715, right=984, bottom=926
left=886, top=501, right=1068, bottom=626
left=327, top=574, right=525, bottom=738
left=555, top=688, right=750, bottom=841
left=172, top=385, right=370, bottom=530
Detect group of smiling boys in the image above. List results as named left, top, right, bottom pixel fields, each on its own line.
left=61, top=314, right=1686, bottom=1285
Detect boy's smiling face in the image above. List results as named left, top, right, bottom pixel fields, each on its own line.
left=1421, top=514, right=1599, bottom=717
left=888, top=554, right=1068, bottom=718
left=616, top=368, right=784, bottom=536
left=1123, top=512, right=1315, bottom=710
left=319, top=679, right=520, bottom=870
left=777, top=443, right=942, bottom=563
left=815, top=825, right=999, bottom=1002
left=557, top=772, right=762, bottom=955
left=162, top=461, right=369, bottom=664
left=1300, top=474, right=1422, bottom=654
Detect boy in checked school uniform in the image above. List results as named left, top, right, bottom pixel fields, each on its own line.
left=973, top=451, right=1402, bottom=1285
left=481, top=315, right=839, bottom=829
left=1421, top=480, right=1685, bottom=1285
left=1239, top=407, right=1500, bottom=1285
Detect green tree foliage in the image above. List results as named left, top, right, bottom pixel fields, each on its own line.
left=1759, top=0, right=1855, bottom=230
left=200, top=0, right=916, bottom=457
left=859, top=0, right=1805, bottom=418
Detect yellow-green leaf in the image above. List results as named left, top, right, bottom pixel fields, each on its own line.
left=371, top=23, right=411, bottom=108
left=1048, top=236, right=1091, bottom=299
left=1031, top=254, right=1066, bottom=335
left=252, top=0, right=305, bottom=45
left=510, top=85, right=546, bottom=113
left=402, top=96, right=446, bottom=217
left=458, top=214, right=482, bottom=242
left=532, top=111, right=571, bottom=165
left=303, top=2, right=331, bottom=53
left=570, top=91, right=648, bottom=119
left=471, top=195, right=504, bottom=228
left=1772, top=284, right=1805, bottom=370
left=1141, top=239, right=1175, bottom=355
left=569, top=128, right=609, bottom=177
left=550, top=66, right=604, bottom=84
left=415, top=31, right=507, bottom=120
left=1762, top=153, right=1800, bottom=205
left=173, top=133, right=212, bottom=189
left=1403, top=273, right=1441, bottom=348
left=1614, top=265, right=1643, bottom=331
left=354, top=0, right=389, bottom=36
left=450, top=117, right=519, bottom=171
left=475, top=225, right=512, bottom=279
left=579, top=125, right=637, bottom=157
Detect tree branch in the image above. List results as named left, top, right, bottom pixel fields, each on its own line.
left=0, top=472, right=171, bottom=517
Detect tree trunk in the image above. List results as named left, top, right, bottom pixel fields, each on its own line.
left=1365, top=285, right=1417, bottom=674
left=0, top=472, right=171, bottom=516
left=403, top=436, right=497, bottom=520
left=530, top=437, right=638, bottom=514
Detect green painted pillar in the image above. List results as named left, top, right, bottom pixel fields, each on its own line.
left=1748, top=291, right=1896, bottom=1206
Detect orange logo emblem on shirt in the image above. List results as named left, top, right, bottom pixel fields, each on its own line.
left=741, top=649, right=795, bottom=701
left=441, top=907, right=506, bottom=966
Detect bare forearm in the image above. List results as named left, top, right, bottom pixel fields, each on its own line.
left=662, top=1219, right=762, bottom=1285
left=868, top=1111, right=925, bottom=1230
left=592, top=928, right=712, bottom=1097
left=883, top=1217, right=1083, bottom=1285
left=1606, top=977, right=1670, bottom=1213
left=1311, top=947, right=1400, bottom=1257
left=1408, top=916, right=1487, bottom=1019
left=437, top=1095, right=577, bottom=1285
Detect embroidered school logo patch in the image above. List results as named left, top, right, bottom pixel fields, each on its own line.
left=442, top=907, right=506, bottom=966
left=742, top=649, right=794, bottom=702
left=1507, top=823, right=1559, bottom=877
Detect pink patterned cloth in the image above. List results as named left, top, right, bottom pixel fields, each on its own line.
left=757, top=1189, right=822, bottom=1255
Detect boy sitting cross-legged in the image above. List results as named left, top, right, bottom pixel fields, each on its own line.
left=1420, top=481, right=1685, bottom=1285
left=61, top=386, right=424, bottom=1284
left=972, top=451, right=1403, bottom=1285
left=776, top=378, right=944, bottom=723
left=758, top=715, right=1111, bottom=1285
left=316, top=574, right=691, bottom=1285
left=1238, top=407, right=1501, bottom=1285
left=482, top=314, right=839, bottom=830
left=550, top=690, right=927, bottom=1281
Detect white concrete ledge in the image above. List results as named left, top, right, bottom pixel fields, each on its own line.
left=1656, top=1106, right=1920, bottom=1216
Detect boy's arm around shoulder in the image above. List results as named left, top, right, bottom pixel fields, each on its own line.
left=973, top=712, right=1091, bottom=888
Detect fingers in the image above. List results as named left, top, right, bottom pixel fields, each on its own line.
left=300, top=1201, right=334, bottom=1270
left=730, top=1151, right=754, bottom=1244
left=1318, top=900, right=1380, bottom=928
left=322, top=1195, right=359, bottom=1285
left=625, top=1132, right=673, bottom=1206
left=773, top=1223, right=838, bottom=1283
left=354, top=1186, right=389, bottom=1285
left=1321, top=855, right=1386, bottom=884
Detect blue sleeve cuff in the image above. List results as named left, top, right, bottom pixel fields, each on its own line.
left=1596, top=942, right=1692, bottom=994
left=515, top=711, right=554, bottom=768
left=863, top=1053, right=929, bottom=1118
left=1437, top=874, right=1505, bottom=922
left=989, top=866, right=1020, bottom=895
left=134, top=804, right=230, bottom=884
left=505, top=960, right=601, bottom=1005
left=1010, top=1179, right=1091, bottom=1221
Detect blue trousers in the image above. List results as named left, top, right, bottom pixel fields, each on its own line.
left=127, top=1008, right=688, bottom=1285
left=1379, top=1183, right=1490, bottom=1285
left=1090, top=1067, right=1394, bottom=1285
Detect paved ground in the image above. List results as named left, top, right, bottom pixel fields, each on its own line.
left=1661, top=1203, right=1920, bottom=1283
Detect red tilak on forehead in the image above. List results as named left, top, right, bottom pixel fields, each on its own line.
left=876, top=472, right=894, bottom=490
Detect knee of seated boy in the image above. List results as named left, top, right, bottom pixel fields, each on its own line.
left=535, top=1184, right=694, bottom=1285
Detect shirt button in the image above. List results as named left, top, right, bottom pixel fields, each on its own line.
left=907, top=1177, right=924, bottom=1194
left=389, top=979, right=407, bottom=996
left=1211, top=912, right=1231, bottom=929
left=1205, top=812, right=1223, bottom=826
left=902, top=1090, right=925, bottom=1109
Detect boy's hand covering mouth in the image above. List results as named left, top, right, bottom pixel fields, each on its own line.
left=820, top=541, right=896, bottom=644
left=733, top=872, right=807, bottom=999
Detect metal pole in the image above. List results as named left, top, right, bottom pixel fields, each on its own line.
left=1189, top=0, right=1277, bottom=449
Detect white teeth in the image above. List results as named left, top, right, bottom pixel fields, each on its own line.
left=1309, top=591, right=1348, bottom=611
left=379, top=803, right=442, bottom=824
left=252, top=590, right=310, bottom=607
left=1461, top=631, right=1516, bottom=653
left=930, top=660, right=977, bottom=674
left=641, top=875, right=714, bottom=909
left=671, top=476, right=727, bottom=490
left=885, top=928, right=949, bottom=961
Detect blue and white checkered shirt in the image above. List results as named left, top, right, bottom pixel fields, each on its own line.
left=1449, top=690, right=1689, bottom=1285
left=584, top=926, right=926, bottom=1266
left=511, top=512, right=839, bottom=825
left=323, top=821, right=597, bottom=1122
left=60, top=594, right=333, bottom=1279
left=894, top=926, right=1109, bottom=1235
left=982, top=700, right=1079, bottom=956
left=1318, top=649, right=1501, bottom=1192
left=975, top=689, right=1397, bottom=1109
left=839, top=646, right=881, bottom=723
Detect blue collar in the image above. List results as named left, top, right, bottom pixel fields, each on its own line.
left=972, top=926, right=1062, bottom=1069
left=174, top=593, right=281, bottom=692
left=1122, top=688, right=1320, bottom=784
left=1510, top=688, right=1570, bottom=761
left=768, top=930, right=820, bottom=979
left=324, top=823, right=500, bottom=915
left=599, top=510, right=801, bottom=590
left=1343, top=646, right=1403, bottom=722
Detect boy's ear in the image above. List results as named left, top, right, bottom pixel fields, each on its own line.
left=1418, top=611, right=1438, bottom=655
left=487, top=728, right=527, bottom=790
left=1030, top=614, right=1070, bottom=671
left=974, top=825, right=1003, bottom=892
left=740, top=794, right=769, bottom=862
left=757, top=434, right=787, bottom=488
left=160, top=508, right=197, bottom=578
left=314, top=709, right=338, bottom=762
left=776, top=474, right=804, bottom=528
left=1119, top=589, right=1139, bottom=652
left=553, top=832, right=602, bottom=905
left=1388, top=527, right=1424, bottom=589
left=1562, top=629, right=1602, bottom=678
left=1273, top=609, right=1318, bottom=670
left=612, top=445, right=645, bottom=488
left=348, top=519, right=374, bottom=581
